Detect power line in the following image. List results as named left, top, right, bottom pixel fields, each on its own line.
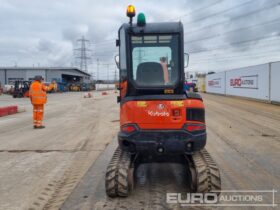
left=93, top=46, right=116, bottom=50
left=90, top=61, right=115, bottom=64
left=92, top=54, right=116, bottom=58
left=79, top=1, right=280, bottom=69
left=188, top=34, right=280, bottom=54
left=192, top=44, right=280, bottom=60
left=190, top=55, right=280, bottom=66
left=168, top=0, right=224, bottom=21
left=91, top=63, right=115, bottom=65
left=190, top=48, right=280, bottom=63
left=183, top=0, right=255, bottom=25
left=92, top=49, right=118, bottom=54
left=185, top=18, right=280, bottom=44
left=189, top=49, right=280, bottom=65
left=91, top=39, right=115, bottom=46
left=185, top=1, right=280, bottom=35
left=90, top=8, right=279, bottom=57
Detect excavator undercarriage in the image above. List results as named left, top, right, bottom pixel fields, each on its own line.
left=105, top=147, right=221, bottom=197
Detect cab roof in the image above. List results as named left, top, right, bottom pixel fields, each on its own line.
left=121, top=22, right=183, bottom=34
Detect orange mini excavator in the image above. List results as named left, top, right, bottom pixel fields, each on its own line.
left=105, top=5, right=221, bottom=197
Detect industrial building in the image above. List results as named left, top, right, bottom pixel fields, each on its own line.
left=0, top=67, right=91, bottom=86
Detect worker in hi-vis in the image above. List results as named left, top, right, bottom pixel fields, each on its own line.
left=29, top=75, right=49, bottom=129
left=160, top=57, right=169, bottom=85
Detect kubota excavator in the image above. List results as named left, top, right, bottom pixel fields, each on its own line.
left=105, top=5, right=221, bottom=197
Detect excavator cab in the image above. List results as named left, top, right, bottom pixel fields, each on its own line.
left=115, top=9, right=204, bottom=154
left=116, top=19, right=188, bottom=98
left=105, top=5, right=221, bottom=198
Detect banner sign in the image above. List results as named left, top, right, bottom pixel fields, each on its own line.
left=208, top=78, right=221, bottom=88
left=230, top=75, right=258, bottom=89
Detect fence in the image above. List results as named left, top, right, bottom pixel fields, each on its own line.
left=270, top=62, right=280, bottom=103
left=206, top=72, right=226, bottom=94
left=206, top=61, right=280, bottom=103
left=95, top=84, right=116, bottom=91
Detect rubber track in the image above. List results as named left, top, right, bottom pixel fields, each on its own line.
left=105, top=147, right=131, bottom=197
left=192, top=149, right=221, bottom=193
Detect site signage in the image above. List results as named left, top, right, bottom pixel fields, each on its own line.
left=229, top=75, right=258, bottom=89
left=208, top=78, right=221, bottom=88
left=206, top=72, right=226, bottom=94
left=223, top=64, right=269, bottom=100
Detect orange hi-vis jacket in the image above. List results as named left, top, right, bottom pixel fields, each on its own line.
left=29, top=81, right=48, bottom=105
left=160, top=61, right=169, bottom=84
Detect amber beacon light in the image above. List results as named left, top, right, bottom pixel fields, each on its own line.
left=127, top=5, right=136, bottom=18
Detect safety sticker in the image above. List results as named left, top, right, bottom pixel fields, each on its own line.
left=137, top=101, right=147, bottom=107
left=171, top=101, right=184, bottom=107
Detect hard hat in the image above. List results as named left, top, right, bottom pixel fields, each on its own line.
left=34, top=75, right=43, bottom=81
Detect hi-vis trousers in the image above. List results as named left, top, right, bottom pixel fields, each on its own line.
left=33, top=104, right=44, bottom=126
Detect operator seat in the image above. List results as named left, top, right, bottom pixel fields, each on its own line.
left=136, top=62, right=164, bottom=86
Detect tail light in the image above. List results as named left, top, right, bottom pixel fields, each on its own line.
left=121, top=124, right=137, bottom=133
left=186, top=108, right=205, bottom=123
left=185, top=124, right=206, bottom=132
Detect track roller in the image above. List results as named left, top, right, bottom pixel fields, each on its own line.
left=186, top=149, right=221, bottom=195
left=105, top=147, right=135, bottom=197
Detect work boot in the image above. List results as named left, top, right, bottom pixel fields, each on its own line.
left=34, top=125, right=45, bottom=129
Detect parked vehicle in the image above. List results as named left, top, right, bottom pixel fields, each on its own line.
left=13, top=81, right=31, bottom=98
left=184, top=82, right=198, bottom=92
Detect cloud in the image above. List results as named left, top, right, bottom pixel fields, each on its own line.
left=0, top=0, right=279, bottom=74
left=62, top=25, right=89, bottom=44
left=36, top=38, right=73, bottom=66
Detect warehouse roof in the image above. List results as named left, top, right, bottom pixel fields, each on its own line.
left=0, top=67, right=91, bottom=76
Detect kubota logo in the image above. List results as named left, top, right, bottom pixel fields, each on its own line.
left=157, top=103, right=165, bottom=110
left=147, top=110, right=169, bottom=117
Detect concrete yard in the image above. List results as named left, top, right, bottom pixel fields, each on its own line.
left=0, top=92, right=279, bottom=210
left=0, top=91, right=119, bottom=210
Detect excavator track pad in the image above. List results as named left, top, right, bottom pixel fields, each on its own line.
left=105, top=147, right=135, bottom=197
left=186, top=149, right=221, bottom=194
left=105, top=147, right=221, bottom=197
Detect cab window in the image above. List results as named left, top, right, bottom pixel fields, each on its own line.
left=131, top=35, right=179, bottom=87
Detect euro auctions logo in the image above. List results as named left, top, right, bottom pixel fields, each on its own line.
left=230, top=75, right=258, bottom=89
left=166, top=190, right=277, bottom=207
left=167, top=192, right=219, bottom=205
